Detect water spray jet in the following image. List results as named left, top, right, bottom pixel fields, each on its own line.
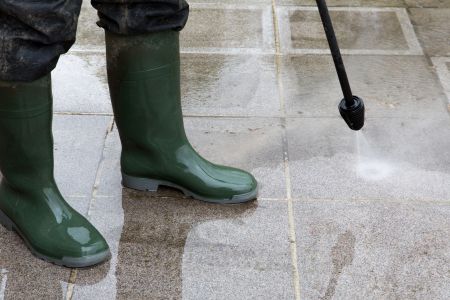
left=316, top=0, right=365, bottom=131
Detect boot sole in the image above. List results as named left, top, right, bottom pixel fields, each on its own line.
left=122, top=174, right=258, bottom=204
left=0, top=209, right=111, bottom=268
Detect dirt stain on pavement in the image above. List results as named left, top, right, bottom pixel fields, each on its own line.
left=322, top=230, right=356, bottom=300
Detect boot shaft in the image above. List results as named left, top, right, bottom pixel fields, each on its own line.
left=0, top=75, right=56, bottom=189
left=105, top=31, right=188, bottom=157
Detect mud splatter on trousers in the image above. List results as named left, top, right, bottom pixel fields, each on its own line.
left=0, top=0, right=189, bottom=82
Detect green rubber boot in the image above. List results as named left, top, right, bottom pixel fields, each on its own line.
left=106, top=30, right=258, bottom=204
left=0, top=75, right=110, bottom=267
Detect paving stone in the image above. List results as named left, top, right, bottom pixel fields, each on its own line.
left=53, top=53, right=111, bottom=114
left=281, top=55, right=447, bottom=118
left=277, top=7, right=421, bottom=55
left=409, top=8, right=450, bottom=56
left=432, top=57, right=450, bottom=108
left=287, top=117, right=450, bottom=201
left=295, top=199, right=450, bottom=299
left=75, top=0, right=104, bottom=50
left=0, top=226, right=70, bottom=299
left=277, top=0, right=405, bottom=6
left=71, top=195, right=120, bottom=300
left=0, top=116, right=110, bottom=300
left=74, top=193, right=293, bottom=300
left=71, top=116, right=289, bottom=298
left=181, top=4, right=274, bottom=53
left=53, top=115, right=112, bottom=214
left=190, top=0, right=272, bottom=3
left=95, top=117, right=286, bottom=199
left=185, top=117, right=286, bottom=199
left=405, top=0, right=450, bottom=7
left=181, top=53, right=280, bottom=117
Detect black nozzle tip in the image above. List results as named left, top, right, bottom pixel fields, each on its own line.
left=339, top=96, right=365, bottom=131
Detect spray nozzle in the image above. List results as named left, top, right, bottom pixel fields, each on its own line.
left=339, top=96, right=365, bottom=131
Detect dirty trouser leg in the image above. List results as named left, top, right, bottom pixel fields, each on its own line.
left=91, top=0, right=189, bottom=35
left=0, top=1, right=82, bottom=82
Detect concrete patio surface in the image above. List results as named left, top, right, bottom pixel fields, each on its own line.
left=1, top=0, right=450, bottom=299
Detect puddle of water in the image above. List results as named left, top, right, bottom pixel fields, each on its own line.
left=355, top=131, right=394, bottom=181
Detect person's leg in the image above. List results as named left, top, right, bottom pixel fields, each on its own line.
left=0, top=1, right=110, bottom=267
left=0, top=0, right=82, bottom=82
left=91, top=0, right=189, bottom=35
left=93, top=1, right=258, bottom=203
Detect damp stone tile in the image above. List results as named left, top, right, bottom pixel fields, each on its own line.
left=286, top=117, right=450, bottom=201
left=295, top=199, right=450, bottom=299
left=281, top=55, right=447, bottom=118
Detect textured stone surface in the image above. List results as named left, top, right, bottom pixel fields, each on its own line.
left=405, top=0, right=450, bottom=7
left=284, top=9, right=409, bottom=50
left=0, top=224, right=70, bottom=299
left=53, top=53, right=111, bottom=114
left=181, top=54, right=281, bottom=117
left=409, top=8, right=450, bottom=56
left=93, top=118, right=286, bottom=199
left=53, top=115, right=112, bottom=213
left=277, top=0, right=405, bottom=6
left=74, top=190, right=294, bottom=299
left=75, top=0, right=104, bottom=50
left=111, top=196, right=292, bottom=300
left=287, top=117, right=450, bottom=201
left=295, top=199, right=450, bottom=299
left=1, top=2, right=450, bottom=299
left=181, top=4, right=274, bottom=53
left=281, top=55, right=447, bottom=118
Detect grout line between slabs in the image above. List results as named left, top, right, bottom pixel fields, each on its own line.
left=272, top=1, right=301, bottom=299
left=85, top=118, right=116, bottom=220
left=291, top=198, right=450, bottom=205
left=53, top=111, right=450, bottom=121
left=0, top=270, right=7, bottom=300
left=403, top=6, right=450, bottom=116
left=64, top=117, right=115, bottom=300
left=65, top=270, right=78, bottom=300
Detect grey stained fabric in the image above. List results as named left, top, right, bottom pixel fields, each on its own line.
left=0, top=0, right=189, bottom=82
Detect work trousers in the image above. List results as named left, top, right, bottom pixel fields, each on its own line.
left=0, top=0, right=189, bottom=82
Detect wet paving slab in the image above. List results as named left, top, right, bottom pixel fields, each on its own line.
left=92, top=118, right=287, bottom=202
left=1, top=1, right=450, bottom=299
left=277, top=7, right=420, bottom=55
left=181, top=54, right=280, bottom=117
left=75, top=0, right=104, bottom=51
left=281, top=55, right=448, bottom=118
left=53, top=53, right=110, bottom=114
left=0, top=225, right=70, bottom=299
left=53, top=115, right=113, bottom=214
left=70, top=128, right=294, bottom=299
left=287, top=117, right=450, bottom=201
left=278, top=0, right=405, bottom=6
left=405, top=0, right=450, bottom=7
left=295, top=199, right=450, bottom=299
left=74, top=194, right=293, bottom=300
left=0, top=115, right=112, bottom=300
left=432, top=57, right=450, bottom=108
left=409, top=8, right=450, bottom=57
left=181, top=3, right=274, bottom=54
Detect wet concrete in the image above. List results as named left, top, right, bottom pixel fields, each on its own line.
left=296, top=200, right=450, bottom=299
left=1, top=1, right=450, bottom=299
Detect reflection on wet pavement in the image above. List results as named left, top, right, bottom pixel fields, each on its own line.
left=72, top=125, right=293, bottom=299
left=1, top=1, right=450, bottom=299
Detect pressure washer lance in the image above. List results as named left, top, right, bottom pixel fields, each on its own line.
left=316, top=0, right=365, bottom=131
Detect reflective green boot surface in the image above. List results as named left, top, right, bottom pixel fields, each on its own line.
left=0, top=75, right=110, bottom=267
left=106, top=31, right=258, bottom=204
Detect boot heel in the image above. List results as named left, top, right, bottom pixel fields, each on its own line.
left=122, top=174, right=160, bottom=192
left=0, top=209, right=14, bottom=231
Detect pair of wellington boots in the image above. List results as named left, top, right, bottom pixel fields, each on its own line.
left=0, top=31, right=258, bottom=267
